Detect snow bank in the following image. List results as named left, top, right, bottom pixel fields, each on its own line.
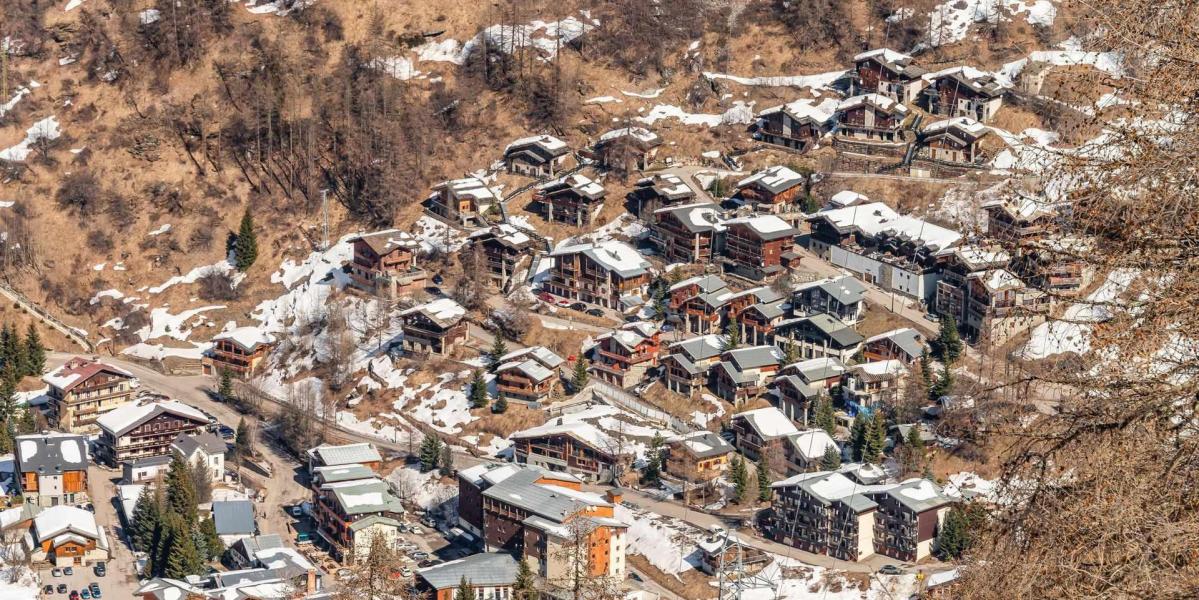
left=929, top=0, right=1057, bottom=47
left=0, top=116, right=60, bottom=162
left=702, top=70, right=845, bottom=90
left=1021, top=269, right=1139, bottom=359
left=636, top=102, right=754, bottom=128
left=615, top=504, right=701, bottom=576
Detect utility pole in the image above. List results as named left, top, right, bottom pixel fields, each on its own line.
left=321, top=188, right=330, bottom=251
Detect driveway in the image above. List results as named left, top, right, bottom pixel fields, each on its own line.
left=80, top=463, right=144, bottom=600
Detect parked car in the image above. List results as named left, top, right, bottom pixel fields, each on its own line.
left=585, top=308, right=605, bottom=317
left=52, top=568, right=62, bottom=578
left=569, top=302, right=587, bottom=312
left=399, top=567, right=413, bottom=578
left=923, top=313, right=939, bottom=322
left=410, top=551, right=429, bottom=561
left=218, top=425, right=236, bottom=439
left=660, top=324, right=675, bottom=332
left=56, top=584, right=67, bottom=594
left=554, top=298, right=572, bottom=308
left=89, top=588, right=101, bottom=599
left=878, top=564, right=903, bottom=575
left=537, top=292, right=555, bottom=303
left=69, top=591, right=79, bottom=600
left=93, top=563, right=106, bottom=577
left=290, top=506, right=303, bottom=517
left=432, top=274, right=444, bottom=285
left=63, top=567, right=73, bottom=576
left=296, top=532, right=312, bottom=544
left=42, top=585, right=53, bottom=595
left=81, top=590, right=91, bottom=599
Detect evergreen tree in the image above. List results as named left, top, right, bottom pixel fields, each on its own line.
left=721, top=316, right=741, bottom=351
left=513, top=557, right=538, bottom=600
left=571, top=358, right=589, bottom=392
left=756, top=452, right=772, bottom=502
left=0, top=323, right=14, bottom=368
left=22, top=324, right=45, bottom=376
left=820, top=445, right=842, bottom=470
left=233, top=418, right=253, bottom=459
left=469, top=370, right=489, bottom=409
left=487, top=336, right=509, bottom=373
left=937, top=315, right=963, bottom=364
left=931, top=363, right=954, bottom=401
left=218, top=369, right=235, bottom=401
left=643, top=433, right=663, bottom=483
left=730, top=454, right=749, bottom=503
left=16, top=406, right=36, bottom=434
left=234, top=207, right=258, bottom=272
left=919, top=348, right=933, bottom=389
left=163, top=516, right=205, bottom=578
left=863, top=414, right=887, bottom=464
left=419, top=435, right=443, bottom=472
left=850, top=413, right=868, bottom=461
left=130, top=485, right=163, bottom=550
left=814, top=397, right=836, bottom=436
left=492, top=394, right=508, bottom=414
left=781, top=335, right=800, bottom=366
left=906, top=424, right=924, bottom=450
left=936, top=506, right=971, bottom=559
left=440, top=444, right=454, bottom=476
left=456, top=576, right=476, bottom=600
left=166, top=454, right=198, bottom=521
left=200, top=517, right=224, bottom=561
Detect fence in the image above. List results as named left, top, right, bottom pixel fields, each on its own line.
left=586, top=379, right=693, bottom=434
left=0, top=281, right=93, bottom=351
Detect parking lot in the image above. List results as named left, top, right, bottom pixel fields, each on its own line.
left=39, top=564, right=107, bottom=599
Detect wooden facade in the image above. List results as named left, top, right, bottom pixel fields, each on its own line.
left=400, top=312, right=468, bottom=357
left=203, top=336, right=274, bottom=379
left=98, top=410, right=209, bottom=466
left=513, top=433, right=618, bottom=482
left=45, top=358, right=138, bottom=434
left=346, top=231, right=426, bottom=297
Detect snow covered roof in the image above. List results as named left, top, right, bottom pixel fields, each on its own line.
left=923, top=65, right=1010, bottom=96
left=498, top=346, right=564, bottom=370
left=504, top=134, right=569, bottom=155
left=669, top=274, right=728, bottom=295
left=809, top=202, right=962, bottom=252
left=480, top=466, right=615, bottom=522
left=758, top=98, right=835, bottom=125
left=330, top=479, right=404, bottom=515
left=42, top=356, right=134, bottom=393
left=863, top=328, right=924, bottom=359
left=654, top=202, right=726, bottom=234
left=32, top=505, right=100, bottom=542
left=670, top=430, right=733, bottom=459
left=350, top=229, right=421, bottom=255
left=737, top=165, right=805, bottom=195
left=786, top=429, right=838, bottom=462
left=851, top=359, right=908, bottom=381
left=96, top=400, right=209, bottom=438
left=733, top=407, right=799, bottom=440
left=538, top=173, right=606, bottom=200
left=307, top=443, right=382, bottom=468
left=15, top=432, right=87, bottom=474
left=312, top=464, right=376, bottom=485
left=510, top=418, right=616, bottom=455
left=854, top=48, right=912, bottom=66
left=795, top=275, right=867, bottom=305
left=433, top=177, right=501, bottom=203
left=873, top=478, right=954, bottom=513
left=783, top=356, right=847, bottom=382
left=828, top=190, right=869, bottom=208
left=551, top=239, right=650, bottom=278
left=943, top=245, right=1011, bottom=271
left=598, top=126, right=662, bottom=147
left=970, top=269, right=1028, bottom=293
left=497, top=359, right=555, bottom=382
left=723, top=215, right=799, bottom=241
left=468, top=223, right=534, bottom=248
left=400, top=297, right=467, bottom=328
left=922, top=116, right=991, bottom=139
left=836, top=93, right=909, bottom=115
left=212, top=326, right=276, bottom=351
left=635, top=173, right=695, bottom=200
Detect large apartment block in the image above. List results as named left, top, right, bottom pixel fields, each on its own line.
left=44, top=357, right=139, bottom=434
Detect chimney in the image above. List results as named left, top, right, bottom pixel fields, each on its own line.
left=605, top=489, right=623, bottom=505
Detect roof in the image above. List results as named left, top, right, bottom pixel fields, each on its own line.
left=349, top=229, right=420, bottom=256
left=970, top=268, right=1028, bottom=293
left=399, top=297, right=467, bottom=328
left=810, top=201, right=961, bottom=252
left=758, top=98, right=835, bottom=125
left=670, top=334, right=726, bottom=362
left=870, top=478, right=954, bottom=513
left=498, top=346, right=565, bottom=370
left=212, top=326, right=276, bottom=352
left=483, top=468, right=615, bottom=523
left=510, top=419, right=615, bottom=455
left=312, top=464, right=377, bottom=485
left=828, top=190, right=870, bottom=208
left=772, top=471, right=878, bottom=513
left=330, top=479, right=404, bottom=515
left=654, top=202, right=726, bottom=233
left=786, top=429, right=838, bottom=462
left=172, top=431, right=227, bottom=457
left=417, top=552, right=520, bottom=590
left=670, top=431, right=734, bottom=459
left=33, top=505, right=100, bottom=541
left=772, top=375, right=819, bottom=400
left=793, top=314, right=864, bottom=347
left=942, top=245, right=1011, bottom=271
left=724, top=215, right=799, bottom=241
left=737, top=165, right=804, bottom=195
left=432, top=177, right=500, bottom=203
left=308, top=442, right=383, bottom=467
left=15, top=432, right=87, bottom=474
left=668, top=274, right=728, bottom=295
left=496, top=359, right=555, bottom=382
left=42, top=357, right=134, bottom=394
left=212, top=500, right=257, bottom=535
left=852, top=360, right=908, bottom=382
left=783, top=356, right=847, bottom=382
left=837, top=93, right=909, bottom=115
left=796, top=275, right=867, bottom=306
left=733, top=407, right=799, bottom=440
left=598, top=127, right=662, bottom=148
left=551, top=239, right=649, bottom=279
left=725, top=345, right=783, bottom=371
left=538, top=173, right=606, bottom=201
left=347, top=514, right=403, bottom=533
left=129, top=454, right=173, bottom=469
left=504, top=134, right=569, bottom=159
left=923, top=65, right=1009, bottom=96
left=230, top=534, right=284, bottom=559
left=852, top=48, right=926, bottom=77
left=468, top=223, right=534, bottom=249
left=863, top=328, right=924, bottom=359
left=922, top=116, right=991, bottom=141
left=96, top=400, right=208, bottom=438
left=635, top=173, right=695, bottom=201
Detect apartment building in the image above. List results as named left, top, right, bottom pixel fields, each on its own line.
left=734, top=166, right=806, bottom=213
left=721, top=215, right=800, bottom=282
left=468, top=224, right=539, bottom=289
left=545, top=239, right=651, bottom=310
left=495, top=346, right=565, bottom=406
left=510, top=419, right=623, bottom=482
left=650, top=202, right=725, bottom=264
left=44, top=357, right=138, bottom=434
left=14, top=432, right=89, bottom=507
left=667, top=274, right=732, bottom=335
left=590, top=321, right=662, bottom=389
left=714, top=345, right=785, bottom=404
left=95, top=400, right=211, bottom=466
left=661, top=334, right=726, bottom=396
left=504, top=135, right=570, bottom=178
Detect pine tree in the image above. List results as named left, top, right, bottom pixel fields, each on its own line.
left=218, top=369, right=235, bottom=401
left=931, top=363, right=954, bottom=401
left=919, top=348, right=933, bottom=389
left=492, top=394, right=508, bottom=414
left=863, top=414, right=887, bottom=464
left=0, top=323, right=13, bottom=368
left=130, top=485, right=163, bottom=551
left=419, top=435, right=443, bottom=472
left=488, top=336, right=509, bottom=372
left=756, top=452, right=772, bottom=502
left=571, top=358, right=589, bottom=392
left=234, top=207, right=258, bottom=272
left=469, top=370, right=489, bottom=409
left=643, top=433, right=663, bottom=483
left=721, top=315, right=741, bottom=351
left=820, top=445, right=842, bottom=470
left=782, top=335, right=800, bottom=366
left=815, top=397, right=836, bottom=436
left=233, top=418, right=252, bottom=460
left=200, top=517, right=224, bottom=561
left=163, top=516, right=205, bottom=578
left=513, top=557, right=538, bottom=600
left=456, top=576, right=476, bottom=600
left=440, top=443, right=454, bottom=476
left=22, top=324, right=44, bottom=377
left=7, top=323, right=24, bottom=371
left=166, top=453, right=198, bottom=521
left=936, top=506, right=970, bottom=559
left=850, top=413, right=868, bottom=462
left=730, top=454, right=749, bottom=503
left=938, top=315, right=963, bottom=364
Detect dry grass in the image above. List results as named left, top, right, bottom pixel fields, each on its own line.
left=626, top=555, right=718, bottom=600
left=856, top=304, right=917, bottom=338
left=462, top=403, right=546, bottom=438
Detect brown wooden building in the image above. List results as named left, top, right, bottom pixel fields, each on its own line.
left=852, top=48, right=929, bottom=104
left=533, top=174, right=607, bottom=226
left=494, top=346, right=565, bottom=406
left=590, top=321, right=662, bottom=389
left=628, top=173, right=697, bottom=220
left=833, top=93, right=911, bottom=152
left=664, top=431, right=734, bottom=483
left=544, top=239, right=651, bottom=310
left=721, top=215, right=800, bottom=282
left=467, top=224, right=539, bottom=290
left=43, top=357, right=139, bottom=434
left=510, top=420, right=623, bottom=483
left=14, top=433, right=89, bottom=507
left=735, top=166, right=806, bottom=213
left=398, top=298, right=469, bottom=357
left=202, top=326, right=276, bottom=379
left=426, top=177, right=501, bottom=226
left=594, top=127, right=663, bottom=172
left=95, top=400, right=211, bottom=466
left=650, top=202, right=725, bottom=264
left=345, top=229, right=426, bottom=297
left=757, top=101, right=834, bottom=153
left=915, top=117, right=1005, bottom=168
left=920, top=67, right=1008, bottom=123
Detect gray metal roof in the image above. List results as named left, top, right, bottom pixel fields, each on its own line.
left=669, top=274, right=728, bottom=295
left=867, top=479, right=954, bottom=514
left=230, top=534, right=283, bottom=559
left=312, top=464, right=377, bottom=485
left=212, top=500, right=256, bottom=535
left=496, top=359, right=555, bottom=382
left=481, top=469, right=612, bottom=522
left=797, top=275, right=866, bottom=305
left=417, top=552, right=520, bottom=590
left=171, top=431, right=227, bottom=457
left=15, top=433, right=87, bottom=475
left=330, top=480, right=405, bottom=516
left=772, top=375, right=819, bottom=400
left=866, top=328, right=924, bottom=359
left=309, top=443, right=382, bottom=467
left=725, top=345, right=783, bottom=370
left=128, top=454, right=173, bottom=469
left=348, top=514, right=403, bottom=532
left=748, top=300, right=786, bottom=320
left=784, top=357, right=847, bottom=383
left=667, top=353, right=701, bottom=375
left=800, top=314, right=864, bottom=347
left=671, top=335, right=725, bottom=362
left=498, top=346, right=564, bottom=370
left=671, top=431, right=734, bottom=459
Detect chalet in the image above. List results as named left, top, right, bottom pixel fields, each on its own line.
left=934, top=245, right=1010, bottom=325
left=730, top=407, right=798, bottom=460
left=122, top=455, right=172, bottom=484
left=773, top=357, right=846, bottom=424
left=137, top=542, right=321, bottom=600
left=212, top=499, right=258, bottom=546
left=415, top=552, right=520, bottom=600
left=792, top=275, right=867, bottom=325
left=774, top=313, right=864, bottom=363
left=503, top=135, right=570, bottom=178
left=697, top=533, right=771, bottom=577
left=734, top=166, right=806, bottom=213
left=664, top=431, right=734, bottom=483
left=312, top=474, right=404, bottom=564
left=807, top=202, right=962, bottom=302
left=590, top=321, right=662, bottom=389
left=399, top=298, right=469, bottom=357
left=780, top=357, right=848, bottom=390
left=202, top=326, right=277, bottom=379
left=25, top=505, right=110, bottom=566
left=510, top=419, right=623, bottom=482
left=306, top=442, right=383, bottom=475
left=458, top=464, right=626, bottom=581
left=715, top=345, right=784, bottom=404
left=468, top=224, right=539, bottom=289
left=534, top=174, right=607, bottom=226
left=845, top=360, right=908, bottom=407
left=171, top=431, right=226, bottom=483
left=833, top=94, right=911, bottom=150
left=756, top=99, right=834, bottom=153
left=427, top=177, right=501, bottom=226
left=825, top=190, right=871, bottom=210
left=739, top=296, right=788, bottom=346
left=545, top=239, right=651, bottom=310
left=594, top=127, right=662, bottom=172
left=721, top=215, right=800, bottom=282
left=1015, top=237, right=1092, bottom=297
left=961, top=269, right=1051, bottom=343
left=310, top=464, right=377, bottom=491
left=862, top=328, right=925, bottom=364
left=668, top=274, right=732, bottom=334
left=852, top=48, right=928, bottom=103
left=725, top=287, right=786, bottom=322
left=651, top=202, right=726, bottom=264
left=14, top=433, right=88, bottom=507
left=783, top=429, right=839, bottom=474
left=344, top=229, right=426, bottom=298
left=662, top=334, right=726, bottom=396
left=95, top=400, right=210, bottom=466
left=920, top=66, right=1009, bottom=123
left=629, top=173, right=698, bottom=219
left=43, top=357, right=138, bottom=434
left=914, top=117, right=1005, bottom=173
left=495, top=346, right=565, bottom=406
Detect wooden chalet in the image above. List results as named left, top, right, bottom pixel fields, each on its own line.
left=667, top=275, right=731, bottom=335
left=629, top=173, right=697, bottom=219
left=729, top=406, right=797, bottom=460
left=735, top=166, right=806, bottom=213
left=915, top=117, right=1005, bottom=170
left=852, top=48, right=929, bottom=103
left=739, top=296, right=788, bottom=346
left=594, top=127, right=662, bottom=172
left=43, top=357, right=138, bottom=434
left=503, top=135, right=570, bottom=178
left=95, top=401, right=211, bottom=466
left=511, top=419, right=622, bottom=482
left=662, top=334, right=726, bottom=396
left=494, top=346, right=565, bottom=406
left=845, top=360, right=908, bottom=407
left=862, top=328, right=925, bottom=365
left=398, top=298, right=469, bottom=357
left=774, top=313, right=864, bottom=363
left=14, top=433, right=89, bottom=507
left=756, top=100, right=834, bottom=153
left=920, top=66, right=1008, bottom=123
left=427, top=177, right=500, bottom=226
left=664, top=431, right=734, bottom=483
left=721, top=215, right=800, bottom=282
left=715, top=346, right=785, bottom=405
left=833, top=93, right=911, bottom=153
left=650, top=202, right=725, bottom=264
left=467, top=224, right=539, bottom=290
left=545, top=239, right=650, bottom=310
left=533, top=174, right=607, bottom=226
left=202, top=326, right=276, bottom=379
left=590, top=321, right=662, bottom=389
left=345, top=229, right=426, bottom=297
left=27, top=506, right=110, bottom=566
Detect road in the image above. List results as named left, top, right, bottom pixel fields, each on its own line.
left=75, top=463, right=141, bottom=600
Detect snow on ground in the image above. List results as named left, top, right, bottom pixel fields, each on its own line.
left=415, top=39, right=467, bottom=65
left=929, top=0, right=1056, bottom=46
left=691, top=394, right=727, bottom=428
left=89, top=289, right=124, bottom=305
left=744, top=555, right=918, bottom=600
left=122, top=341, right=212, bottom=361
left=586, top=96, right=622, bottom=104
left=0, top=569, right=38, bottom=600
left=388, top=465, right=458, bottom=511
left=459, top=11, right=599, bottom=63
left=591, top=212, right=648, bottom=241
left=16, top=386, right=50, bottom=407
left=147, top=259, right=238, bottom=294
left=241, top=0, right=314, bottom=16
left=336, top=411, right=410, bottom=445
left=64, top=0, right=86, bottom=10
left=136, top=305, right=224, bottom=342
left=412, top=216, right=470, bottom=253
left=460, top=434, right=513, bottom=456
left=252, top=234, right=354, bottom=334
left=702, top=70, right=845, bottom=90
left=139, top=8, right=161, bottom=24
left=996, top=36, right=1124, bottom=83
left=0, top=82, right=37, bottom=118
left=636, top=102, right=754, bottom=128
left=0, top=116, right=60, bottom=162
left=933, top=181, right=1006, bottom=233
left=404, top=371, right=477, bottom=433
left=147, top=223, right=172, bottom=236
left=371, top=56, right=424, bottom=81
left=621, top=88, right=665, bottom=99
left=1022, top=268, right=1139, bottom=359
left=615, top=504, right=702, bottom=576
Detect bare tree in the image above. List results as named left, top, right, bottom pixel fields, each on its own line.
left=547, top=517, right=623, bottom=600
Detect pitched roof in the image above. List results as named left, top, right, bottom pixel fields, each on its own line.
left=481, top=467, right=614, bottom=522
left=795, top=314, right=865, bottom=347
left=504, top=134, right=570, bottom=160
left=468, top=223, right=535, bottom=249
left=922, top=65, right=1009, bottom=96
left=654, top=202, right=726, bottom=233
left=330, top=479, right=405, bottom=516
left=496, top=359, right=555, bottom=382
left=837, top=93, right=909, bottom=116
left=668, top=274, right=728, bottom=295
left=15, top=432, right=87, bottom=474
left=212, top=500, right=257, bottom=535
left=670, top=334, right=726, bottom=362
left=922, top=116, right=991, bottom=141
left=734, top=407, right=799, bottom=440
left=737, top=165, right=805, bottom=195
left=212, top=326, right=276, bottom=352
left=724, top=345, right=784, bottom=371
left=669, top=431, right=734, bottom=459
left=350, top=229, right=421, bottom=256
left=509, top=419, right=616, bottom=456
left=312, top=464, right=378, bottom=486
left=758, top=98, right=836, bottom=125
left=772, top=375, right=819, bottom=400
left=810, top=202, right=962, bottom=252
left=417, top=552, right=520, bottom=590
left=551, top=239, right=650, bottom=279
left=828, top=190, right=870, bottom=208
left=308, top=443, right=383, bottom=467
left=432, top=177, right=501, bottom=203
left=597, top=127, right=662, bottom=149
left=863, top=328, right=924, bottom=359
left=33, top=505, right=101, bottom=541
left=171, top=431, right=227, bottom=457
left=796, top=275, right=867, bottom=306
left=786, top=429, right=838, bottom=462
left=724, top=215, right=799, bottom=241
left=635, top=173, right=696, bottom=201
left=853, top=48, right=926, bottom=78
left=42, top=357, right=134, bottom=394
left=399, top=298, right=467, bottom=328
left=538, top=173, right=606, bottom=201
left=96, top=400, right=208, bottom=438
left=783, top=356, right=847, bottom=382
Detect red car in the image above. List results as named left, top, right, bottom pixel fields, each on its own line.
left=70, top=591, right=80, bottom=600
left=537, top=292, right=555, bottom=303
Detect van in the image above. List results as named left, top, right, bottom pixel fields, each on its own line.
left=296, top=532, right=312, bottom=544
